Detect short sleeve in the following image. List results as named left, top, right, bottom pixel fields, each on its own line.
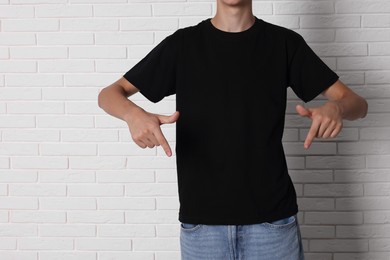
left=287, top=32, right=339, bottom=103
left=123, top=30, right=181, bottom=103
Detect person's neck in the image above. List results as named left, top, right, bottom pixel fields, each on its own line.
left=211, top=8, right=255, bottom=33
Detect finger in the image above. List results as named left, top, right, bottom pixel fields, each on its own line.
left=317, top=118, right=332, bottom=137
left=305, top=118, right=321, bottom=149
left=153, top=127, right=172, bottom=157
left=150, top=133, right=165, bottom=150
left=140, top=135, right=155, bottom=148
left=322, top=121, right=337, bottom=138
left=148, top=133, right=160, bottom=147
left=296, top=104, right=312, bottom=118
left=134, top=139, right=147, bottom=149
left=158, top=111, right=180, bottom=125
left=330, top=123, right=342, bottom=138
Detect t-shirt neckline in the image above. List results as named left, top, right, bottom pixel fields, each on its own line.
left=205, top=16, right=261, bottom=39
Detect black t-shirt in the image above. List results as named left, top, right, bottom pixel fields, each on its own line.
left=123, top=16, right=339, bottom=225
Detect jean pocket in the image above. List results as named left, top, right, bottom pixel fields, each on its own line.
left=262, top=214, right=297, bottom=228
left=180, top=222, right=202, bottom=232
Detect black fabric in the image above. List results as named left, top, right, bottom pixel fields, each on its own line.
left=123, top=16, right=339, bottom=225
left=288, top=33, right=339, bottom=103
left=123, top=32, right=180, bottom=103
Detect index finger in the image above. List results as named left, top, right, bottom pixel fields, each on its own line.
left=305, top=119, right=320, bottom=149
left=153, top=126, right=172, bottom=157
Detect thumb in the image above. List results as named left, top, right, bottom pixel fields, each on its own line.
left=296, top=104, right=312, bottom=118
left=157, top=111, right=180, bottom=125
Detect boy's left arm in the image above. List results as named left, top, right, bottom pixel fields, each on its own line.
left=296, top=79, right=368, bottom=149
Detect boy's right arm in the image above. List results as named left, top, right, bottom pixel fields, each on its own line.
left=97, top=77, right=179, bottom=157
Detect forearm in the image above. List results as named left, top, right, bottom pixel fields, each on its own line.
left=98, top=84, right=144, bottom=122
left=329, top=94, right=368, bottom=121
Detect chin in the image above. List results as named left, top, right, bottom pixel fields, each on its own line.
left=219, top=0, right=249, bottom=7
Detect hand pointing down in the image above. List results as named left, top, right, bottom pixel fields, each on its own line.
left=296, top=101, right=343, bottom=149
left=126, top=108, right=180, bottom=157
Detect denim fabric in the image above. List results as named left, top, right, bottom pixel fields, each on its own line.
left=180, top=214, right=304, bottom=260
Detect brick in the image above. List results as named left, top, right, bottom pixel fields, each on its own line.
left=12, top=156, right=68, bottom=169
left=0, top=6, right=34, bottom=18
left=40, top=198, right=96, bottom=210
left=6, top=74, right=63, bottom=87
left=97, top=170, right=154, bottom=183
left=37, top=115, right=94, bottom=128
left=19, top=238, right=73, bottom=250
left=67, top=211, right=123, bottom=224
left=337, top=225, right=390, bottom=238
left=38, top=60, right=94, bottom=73
left=0, top=32, right=36, bottom=45
left=133, top=237, right=178, bottom=251
left=336, top=197, right=390, bottom=210
left=93, top=4, right=151, bottom=17
left=300, top=225, right=335, bottom=238
left=42, top=87, right=98, bottom=100
left=40, top=224, right=96, bottom=237
left=305, top=212, right=363, bottom=224
left=98, top=143, right=155, bottom=156
left=335, top=169, right=390, bottom=182
left=0, top=60, right=36, bottom=72
left=0, top=87, right=41, bottom=100
left=275, top=2, right=335, bottom=15
left=10, top=47, right=67, bottom=59
left=304, top=184, right=363, bottom=196
left=95, top=32, right=153, bottom=45
left=153, top=3, right=211, bottom=16
left=367, top=155, right=390, bottom=168
left=68, top=184, right=123, bottom=196
left=35, top=4, right=92, bottom=18
left=61, top=129, right=118, bottom=142
left=40, top=143, right=96, bottom=156
left=333, top=252, right=389, bottom=260
left=0, top=47, right=8, bottom=59
left=360, top=127, right=390, bottom=140
left=336, top=1, right=390, bottom=13
left=306, top=155, right=365, bottom=169
left=120, top=18, right=178, bottom=31
left=70, top=156, right=126, bottom=170
left=0, top=197, right=38, bottom=209
left=310, top=239, right=368, bottom=252
left=125, top=183, right=177, bottom=196
left=0, top=116, right=35, bottom=127
left=2, top=19, right=59, bottom=32
left=336, top=29, right=390, bottom=42
left=2, top=129, right=59, bottom=142
left=75, top=238, right=131, bottom=250
left=39, top=170, right=95, bottom=183
left=37, top=32, right=93, bottom=45
left=99, top=224, right=155, bottom=237
left=40, top=252, right=95, bottom=260
left=364, top=210, right=390, bottom=223
left=124, top=209, right=178, bottom=224
left=12, top=211, right=65, bottom=223
left=338, top=141, right=390, bottom=154
left=7, top=101, right=64, bottom=114
left=61, top=18, right=118, bottom=31
left=300, top=15, right=360, bottom=28
left=69, top=46, right=126, bottom=59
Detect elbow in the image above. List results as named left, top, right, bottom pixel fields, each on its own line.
left=97, top=87, right=106, bottom=109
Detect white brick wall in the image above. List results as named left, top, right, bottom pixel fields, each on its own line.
left=0, top=0, right=388, bottom=259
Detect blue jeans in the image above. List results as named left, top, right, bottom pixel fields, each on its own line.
left=180, top=213, right=304, bottom=260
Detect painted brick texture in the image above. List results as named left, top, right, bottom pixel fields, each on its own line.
left=0, top=1, right=388, bottom=259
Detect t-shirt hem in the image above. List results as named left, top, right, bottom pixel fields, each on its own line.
left=302, top=73, right=340, bottom=103
left=178, top=205, right=299, bottom=225
left=122, top=72, right=161, bottom=103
